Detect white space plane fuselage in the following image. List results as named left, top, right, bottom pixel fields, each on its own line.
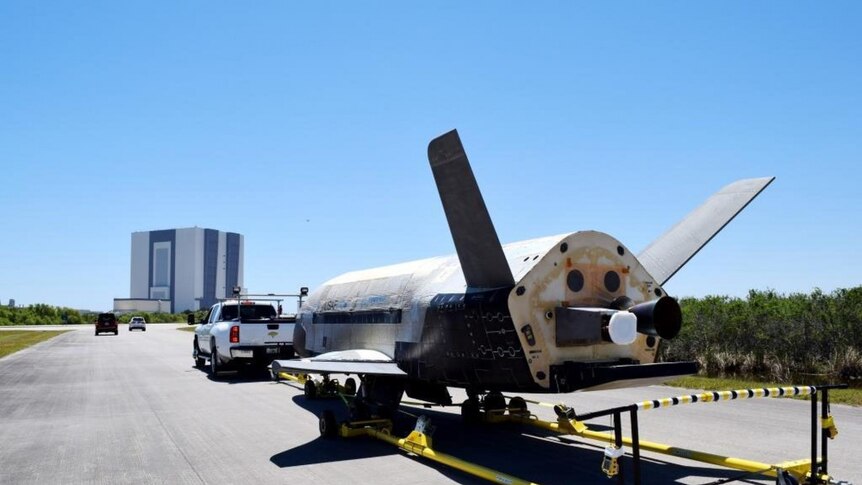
left=296, top=231, right=682, bottom=395
left=279, top=129, right=773, bottom=408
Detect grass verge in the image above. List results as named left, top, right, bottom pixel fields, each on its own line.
left=665, top=375, right=862, bottom=407
left=176, top=326, right=197, bottom=333
left=0, top=330, right=70, bottom=359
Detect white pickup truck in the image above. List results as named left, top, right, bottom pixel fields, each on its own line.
left=190, top=300, right=296, bottom=377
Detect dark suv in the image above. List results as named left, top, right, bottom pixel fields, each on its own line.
left=95, top=313, right=118, bottom=336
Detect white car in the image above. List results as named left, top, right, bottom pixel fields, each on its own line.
left=129, top=316, right=147, bottom=331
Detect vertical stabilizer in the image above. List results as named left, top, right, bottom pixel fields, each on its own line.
left=427, top=130, right=515, bottom=289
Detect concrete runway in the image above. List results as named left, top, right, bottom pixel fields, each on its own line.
left=0, top=324, right=859, bottom=484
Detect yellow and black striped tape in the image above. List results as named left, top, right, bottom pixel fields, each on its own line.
left=636, top=386, right=815, bottom=411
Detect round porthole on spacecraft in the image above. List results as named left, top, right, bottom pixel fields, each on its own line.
left=567, top=270, right=584, bottom=292
left=604, top=270, right=621, bottom=292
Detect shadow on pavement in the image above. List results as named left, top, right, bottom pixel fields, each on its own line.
left=187, top=363, right=278, bottom=384
left=269, top=394, right=398, bottom=466
left=267, top=395, right=767, bottom=484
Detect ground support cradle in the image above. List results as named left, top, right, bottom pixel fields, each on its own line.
left=278, top=370, right=849, bottom=485
left=485, top=384, right=849, bottom=485
left=273, top=370, right=357, bottom=399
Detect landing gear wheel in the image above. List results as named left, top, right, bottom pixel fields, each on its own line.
left=319, top=410, right=338, bottom=439
left=304, top=380, right=318, bottom=399
left=343, top=377, right=357, bottom=396
left=323, top=379, right=338, bottom=395
left=210, top=343, right=220, bottom=379
left=271, top=369, right=280, bottom=382
left=483, top=392, right=506, bottom=413
left=461, top=399, right=481, bottom=424
left=507, top=396, right=528, bottom=415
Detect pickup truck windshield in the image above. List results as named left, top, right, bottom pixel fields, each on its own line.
left=221, top=305, right=276, bottom=321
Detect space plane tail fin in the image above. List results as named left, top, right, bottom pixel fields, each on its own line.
left=427, top=130, right=515, bottom=289
left=638, top=176, right=775, bottom=286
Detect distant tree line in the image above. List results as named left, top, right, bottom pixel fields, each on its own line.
left=662, top=287, right=862, bottom=382
left=0, top=305, right=208, bottom=326
left=0, top=304, right=89, bottom=326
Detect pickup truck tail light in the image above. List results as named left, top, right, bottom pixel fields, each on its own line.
left=230, top=325, right=240, bottom=343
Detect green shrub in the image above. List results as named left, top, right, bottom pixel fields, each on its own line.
left=0, top=305, right=88, bottom=326
left=661, top=287, right=862, bottom=383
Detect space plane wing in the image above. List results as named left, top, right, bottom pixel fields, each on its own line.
left=638, top=176, right=775, bottom=286
left=271, top=349, right=407, bottom=377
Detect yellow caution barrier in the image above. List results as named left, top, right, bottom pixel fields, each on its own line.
left=634, top=386, right=815, bottom=411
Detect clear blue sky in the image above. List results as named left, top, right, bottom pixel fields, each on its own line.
left=1, top=2, right=860, bottom=311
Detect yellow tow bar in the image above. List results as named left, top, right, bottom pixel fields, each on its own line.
left=274, top=371, right=309, bottom=385
left=338, top=416, right=538, bottom=485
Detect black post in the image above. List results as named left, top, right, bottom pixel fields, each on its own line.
left=630, top=409, right=641, bottom=485
left=614, top=411, right=624, bottom=485
left=821, top=388, right=829, bottom=476
left=810, top=390, right=819, bottom=483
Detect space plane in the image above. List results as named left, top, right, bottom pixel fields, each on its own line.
left=273, top=129, right=773, bottom=418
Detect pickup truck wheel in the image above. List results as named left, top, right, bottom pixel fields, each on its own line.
left=210, top=343, right=220, bottom=378
left=304, top=380, right=317, bottom=399
left=343, top=378, right=357, bottom=396
left=193, top=340, right=205, bottom=368
left=319, top=410, right=338, bottom=439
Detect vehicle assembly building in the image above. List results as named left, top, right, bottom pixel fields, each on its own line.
left=114, top=227, right=244, bottom=313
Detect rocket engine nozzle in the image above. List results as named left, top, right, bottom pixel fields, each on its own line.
left=628, top=296, right=682, bottom=340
